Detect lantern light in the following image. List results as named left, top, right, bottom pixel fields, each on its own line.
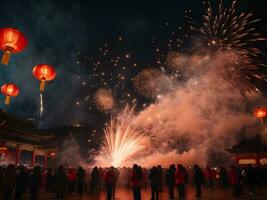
left=32, top=64, right=56, bottom=92
left=1, top=83, right=19, bottom=105
left=0, top=27, right=28, bottom=65
left=253, top=107, right=267, bottom=125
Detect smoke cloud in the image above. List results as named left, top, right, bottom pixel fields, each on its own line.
left=130, top=51, right=261, bottom=167
left=94, top=50, right=263, bottom=168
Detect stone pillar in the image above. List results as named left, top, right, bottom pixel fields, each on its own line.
left=32, top=148, right=36, bottom=168
left=256, top=153, right=260, bottom=165
left=15, top=144, right=21, bottom=166
left=43, top=152, right=48, bottom=169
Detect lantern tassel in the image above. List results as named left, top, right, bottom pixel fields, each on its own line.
left=2, top=50, right=12, bottom=65
left=40, top=80, right=46, bottom=92
left=5, top=95, right=11, bottom=105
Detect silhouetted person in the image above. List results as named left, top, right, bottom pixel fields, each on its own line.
left=149, top=166, right=159, bottom=200
left=193, top=164, right=204, bottom=198
left=228, top=166, right=241, bottom=197
left=113, top=167, right=120, bottom=198
left=29, top=166, right=41, bottom=200
left=77, top=166, right=85, bottom=195
left=89, top=167, right=100, bottom=195
left=45, top=168, right=54, bottom=193
left=255, top=165, right=263, bottom=189
left=15, top=166, right=28, bottom=200
left=55, top=166, right=67, bottom=199
left=157, top=165, right=163, bottom=192
left=3, top=164, right=16, bottom=200
left=175, top=164, right=186, bottom=198
left=104, top=167, right=116, bottom=200
left=219, top=166, right=228, bottom=189
left=205, top=166, right=213, bottom=189
left=131, top=164, right=143, bottom=200
left=247, top=165, right=256, bottom=195
left=166, top=164, right=176, bottom=200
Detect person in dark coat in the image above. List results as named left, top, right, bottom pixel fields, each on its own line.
left=149, top=166, right=159, bottom=200
left=255, top=165, right=263, bottom=189
left=29, top=166, right=42, bottom=200
left=89, top=167, right=100, bottom=195
left=219, top=166, right=228, bottom=189
left=131, top=164, right=143, bottom=200
left=45, top=168, right=54, bottom=193
left=104, top=167, right=116, bottom=200
left=165, top=164, right=176, bottom=200
left=3, top=164, right=16, bottom=200
left=55, top=165, right=67, bottom=199
left=157, top=165, right=163, bottom=192
left=247, top=165, right=256, bottom=195
left=193, top=164, right=204, bottom=198
left=77, top=166, right=85, bottom=195
left=15, top=166, right=28, bottom=200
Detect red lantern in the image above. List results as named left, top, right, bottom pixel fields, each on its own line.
left=33, top=64, right=56, bottom=92
left=253, top=107, right=267, bottom=125
left=0, top=28, right=28, bottom=65
left=1, top=83, right=19, bottom=105
left=253, top=107, right=267, bottom=119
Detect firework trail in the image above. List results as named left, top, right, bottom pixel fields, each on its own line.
left=40, top=93, right=43, bottom=119
left=96, top=106, right=150, bottom=167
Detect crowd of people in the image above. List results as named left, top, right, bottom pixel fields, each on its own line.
left=0, top=163, right=267, bottom=199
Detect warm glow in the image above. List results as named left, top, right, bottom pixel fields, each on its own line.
left=238, top=159, right=256, bottom=165
left=33, top=64, right=56, bottom=81
left=1, top=83, right=19, bottom=96
left=50, top=152, right=56, bottom=156
left=0, top=27, right=27, bottom=52
left=253, top=107, right=267, bottom=119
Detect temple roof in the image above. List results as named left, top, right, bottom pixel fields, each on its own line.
left=0, top=110, right=57, bottom=147
left=226, top=135, right=267, bottom=154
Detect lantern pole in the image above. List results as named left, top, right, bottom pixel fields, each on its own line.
left=4, top=95, right=11, bottom=105
left=40, top=80, right=46, bottom=92
left=1, top=47, right=12, bottom=65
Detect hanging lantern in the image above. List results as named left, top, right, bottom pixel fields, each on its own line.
left=0, top=28, right=28, bottom=65
left=1, top=83, right=19, bottom=105
left=253, top=107, right=267, bottom=125
left=33, top=64, right=56, bottom=92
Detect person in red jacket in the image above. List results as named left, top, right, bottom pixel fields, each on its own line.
left=175, top=164, right=186, bottom=198
left=131, top=164, right=143, bottom=200
left=228, top=166, right=241, bottom=197
left=66, top=168, right=77, bottom=194
left=205, top=166, right=213, bottom=189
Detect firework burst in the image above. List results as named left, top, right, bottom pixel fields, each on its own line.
left=133, top=68, right=174, bottom=99
left=96, top=106, right=150, bottom=167
left=180, top=0, right=267, bottom=96
left=94, top=88, right=115, bottom=111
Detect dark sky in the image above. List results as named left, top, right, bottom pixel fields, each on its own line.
left=0, top=0, right=267, bottom=129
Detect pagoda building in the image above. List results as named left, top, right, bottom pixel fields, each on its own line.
left=0, top=110, right=56, bottom=168
left=227, top=134, right=267, bottom=165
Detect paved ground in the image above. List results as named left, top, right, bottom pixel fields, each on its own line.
left=35, top=185, right=267, bottom=200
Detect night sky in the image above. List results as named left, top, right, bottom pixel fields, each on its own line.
left=0, top=0, right=267, bottom=130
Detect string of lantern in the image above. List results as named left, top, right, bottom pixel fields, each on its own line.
left=0, top=27, right=56, bottom=110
